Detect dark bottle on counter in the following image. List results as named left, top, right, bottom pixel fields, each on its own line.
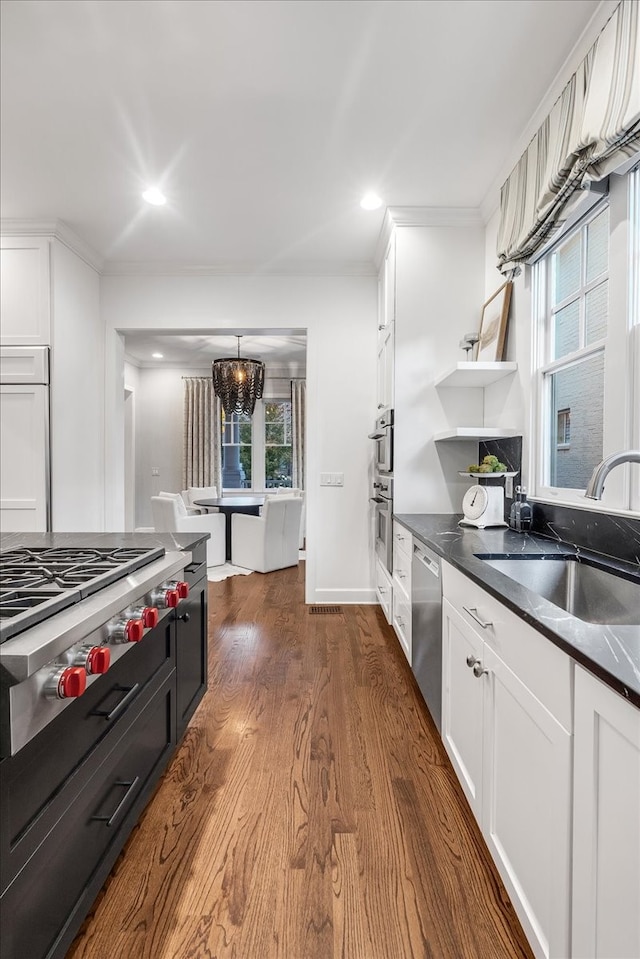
left=509, top=486, right=532, bottom=532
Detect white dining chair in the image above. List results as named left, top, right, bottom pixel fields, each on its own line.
left=159, top=490, right=201, bottom=516
left=184, top=486, right=220, bottom=513
left=231, top=495, right=303, bottom=573
left=264, top=488, right=305, bottom=547
left=151, top=494, right=226, bottom=567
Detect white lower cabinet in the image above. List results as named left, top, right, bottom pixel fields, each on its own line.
left=374, top=556, right=393, bottom=624
left=571, top=666, right=640, bottom=959
left=442, top=562, right=572, bottom=959
left=392, top=523, right=412, bottom=663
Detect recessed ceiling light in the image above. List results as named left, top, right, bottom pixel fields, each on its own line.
left=142, top=187, right=166, bottom=206
left=360, top=192, right=382, bottom=211
left=152, top=352, right=164, bottom=359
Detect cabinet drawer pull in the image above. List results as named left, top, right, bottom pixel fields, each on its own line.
left=177, top=612, right=190, bottom=623
left=463, top=606, right=493, bottom=629
left=466, top=655, right=479, bottom=668
left=473, top=663, right=489, bottom=678
left=91, top=683, right=141, bottom=722
left=91, top=776, right=140, bottom=828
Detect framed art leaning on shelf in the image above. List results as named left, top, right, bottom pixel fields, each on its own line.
left=476, top=281, right=512, bottom=362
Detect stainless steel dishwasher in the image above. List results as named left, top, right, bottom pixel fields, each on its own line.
left=411, top=541, right=442, bottom=731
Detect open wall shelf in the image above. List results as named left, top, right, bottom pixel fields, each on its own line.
left=434, top=427, right=520, bottom=442
left=434, top=361, right=518, bottom=389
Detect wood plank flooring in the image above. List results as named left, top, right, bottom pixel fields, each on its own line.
left=67, top=563, right=534, bottom=959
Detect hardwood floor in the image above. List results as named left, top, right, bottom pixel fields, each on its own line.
left=68, top=563, right=533, bottom=959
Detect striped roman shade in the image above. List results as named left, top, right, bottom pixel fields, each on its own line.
left=497, top=0, right=640, bottom=273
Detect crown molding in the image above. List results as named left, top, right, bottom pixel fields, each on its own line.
left=102, top=258, right=376, bottom=277
left=374, top=206, right=484, bottom=269
left=0, top=218, right=104, bottom=272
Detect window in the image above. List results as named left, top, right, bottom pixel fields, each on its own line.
left=532, top=167, right=639, bottom=510
left=557, top=408, right=571, bottom=448
left=220, top=398, right=294, bottom=491
left=221, top=410, right=252, bottom=489
left=264, top=400, right=292, bottom=488
left=541, top=204, right=608, bottom=491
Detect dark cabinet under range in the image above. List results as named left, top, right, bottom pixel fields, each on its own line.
left=176, top=554, right=208, bottom=739
left=0, top=536, right=209, bottom=959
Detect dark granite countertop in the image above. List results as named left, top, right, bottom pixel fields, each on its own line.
left=0, top=531, right=209, bottom=554
left=395, top=513, right=640, bottom=709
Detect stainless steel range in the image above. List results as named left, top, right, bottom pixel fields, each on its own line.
left=0, top=544, right=189, bottom=756
left=0, top=537, right=208, bottom=959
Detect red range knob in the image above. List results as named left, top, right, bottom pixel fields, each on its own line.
left=166, top=580, right=189, bottom=600
left=150, top=585, right=180, bottom=608
left=125, top=618, right=145, bottom=642
left=164, top=589, right=179, bottom=608
left=58, top=666, right=87, bottom=698
left=141, top=606, right=159, bottom=628
left=86, top=646, right=111, bottom=674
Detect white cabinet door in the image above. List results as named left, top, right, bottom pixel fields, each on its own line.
left=0, top=236, right=51, bottom=345
left=382, top=234, right=396, bottom=330
left=392, top=585, right=411, bottom=664
left=374, top=556, right=393, bottom=624
left=376, top=324, right=394, bottom=412
left=572, top=667, right=640, bottom=959
left=441, top=597, right=484, bottom=819
left=0, top=384, right=49, bottom=530
left=483, top=646, right=572, bottom=959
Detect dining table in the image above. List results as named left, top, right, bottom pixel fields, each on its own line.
left=192, top=495, right=266, bottom=561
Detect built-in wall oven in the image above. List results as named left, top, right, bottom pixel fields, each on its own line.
left=371, top=473, right=393, bottom=576
left=368, top=409, right=393, bottom=475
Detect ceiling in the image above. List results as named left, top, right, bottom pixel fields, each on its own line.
left=1, top=0, right=602, bottom=272
left=123, top=330, right=307, bottom=368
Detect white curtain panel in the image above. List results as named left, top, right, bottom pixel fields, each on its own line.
left=291, top=378, right=306, bottom=490
left=497, top=0, right=640, bottom=273
left=183, top=377, right=222, bottom=491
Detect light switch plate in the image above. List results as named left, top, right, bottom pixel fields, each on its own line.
left=320, top=473, right=332, bottom=486
left=151, top=467, right=160, bottom=477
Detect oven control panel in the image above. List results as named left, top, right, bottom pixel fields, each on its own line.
left=5, top=575, right=188, bottom=756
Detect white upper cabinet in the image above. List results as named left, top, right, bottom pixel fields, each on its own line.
left=0, top=236, right=51, bottom=345
left=381, top=233, right=396, bottom=332
left=376, top=233, right=395, bottom=411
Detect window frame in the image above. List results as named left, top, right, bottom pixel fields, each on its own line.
left=263, top=398, right=293, bottom=489
left=530, top=168, right=640, bottom=514
left=221, top=408, right=254, bottom=490
left=220, top=396, right=294, bottom=492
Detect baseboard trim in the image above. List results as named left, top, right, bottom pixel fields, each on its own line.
left=310, top=588, right=377, bottom=605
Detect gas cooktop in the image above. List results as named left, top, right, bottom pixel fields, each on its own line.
left=0, top=546, right=165, bottom=642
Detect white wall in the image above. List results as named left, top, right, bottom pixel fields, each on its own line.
left=101, top=274, right=376, bottom=603
left=50, top=240, right=104, bottom=530
left=482, top=210, right=531, bottom=484
left=394, top=222, right=486, bottom=514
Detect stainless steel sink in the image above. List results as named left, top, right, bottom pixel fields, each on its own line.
left=479, top=556, right=640, bottom=626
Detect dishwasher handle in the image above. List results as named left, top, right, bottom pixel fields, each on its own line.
left=413, top=545, right=440, bottom=578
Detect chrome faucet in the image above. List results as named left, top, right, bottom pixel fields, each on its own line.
left=584, top=449, right=640, bottom=500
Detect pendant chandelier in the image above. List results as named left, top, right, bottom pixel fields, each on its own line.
left=212, top=335, right=265, bottom=416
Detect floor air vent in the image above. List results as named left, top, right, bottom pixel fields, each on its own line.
left=309, top=605, right=342, bottom=614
